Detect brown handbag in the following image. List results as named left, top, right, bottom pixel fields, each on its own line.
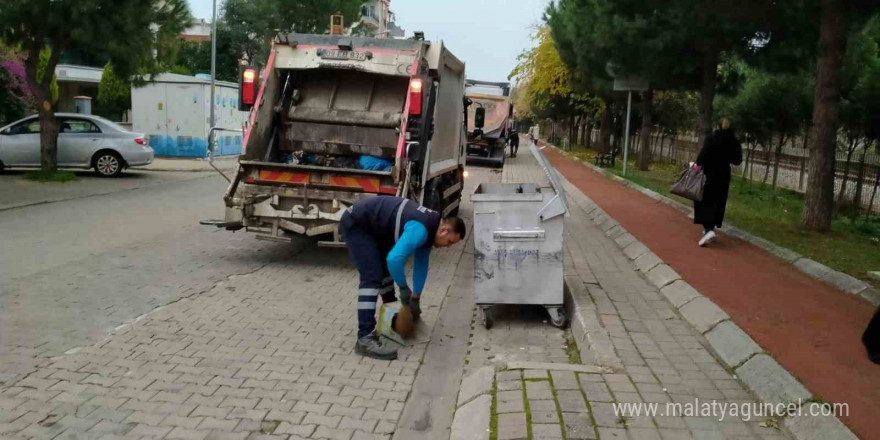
left=671, top=166, right=706, bottom=202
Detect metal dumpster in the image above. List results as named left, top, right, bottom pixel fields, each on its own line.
left=471, top=143, right=569, bottom=329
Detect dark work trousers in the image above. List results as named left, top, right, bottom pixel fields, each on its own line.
left=339, top=211, right=396, bottom=338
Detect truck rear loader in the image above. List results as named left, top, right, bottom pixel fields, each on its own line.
left=215, top=34, right=467, bottom=246
left=465, top=80, right=512, bottom=168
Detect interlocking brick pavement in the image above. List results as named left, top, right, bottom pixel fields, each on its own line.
left=0, top=209, right=467, bottom=439
left=479, top=147, right=795, bottom=440
left=465, top=155, right=572, bottom=370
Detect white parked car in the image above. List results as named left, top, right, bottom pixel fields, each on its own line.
left=0, top=113, right=154, bottom=177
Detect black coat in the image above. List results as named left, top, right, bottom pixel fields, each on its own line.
left=694, top=129, right=743, bottom=228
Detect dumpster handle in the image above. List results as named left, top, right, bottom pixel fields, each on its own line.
left=494, top=230, right=546, bottom=241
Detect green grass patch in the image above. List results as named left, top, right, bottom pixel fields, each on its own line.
left=546, top=371, right=569, bottom=440
left=565, top=334, right=582, bottom=364
left=24, top=170, right=78, bottom=183
left=490, top=374, right=498, bottom=440
left=560, top=145, right=880, bottom=282
left=521, top=375, right=534, bottom=440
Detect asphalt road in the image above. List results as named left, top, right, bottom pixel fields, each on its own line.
left=0, top=171, right=299, bottom=384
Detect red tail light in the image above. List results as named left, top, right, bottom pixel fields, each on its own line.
left=240, top=67, right=258, bottom=109
left=135, top=137, right=147, bottom=145
left=409, top=79, right=423, bottom=116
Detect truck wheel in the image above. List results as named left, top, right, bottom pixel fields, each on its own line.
left=424, top=183, right=443, bottom=212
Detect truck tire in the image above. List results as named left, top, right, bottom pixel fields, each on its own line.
left=424, top=183, right=443, bottom=212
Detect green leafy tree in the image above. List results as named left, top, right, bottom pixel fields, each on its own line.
left=267, top=0, right=363, bottom=34
left=174, top=0, right=364, bottom=84
left=0, top=0, right=192, bottom=172
left=97, top=62, right=131, bottom=121
left=726, top=69, right=813, bottom=188
left=797, top=1, right=879, bottom=231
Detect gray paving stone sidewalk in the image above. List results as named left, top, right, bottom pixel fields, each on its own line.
left=476, top=149, right=794, bottom=440
left=465, top=155, right=572, bottom=370
left=0, top=216, right=466, bottom=439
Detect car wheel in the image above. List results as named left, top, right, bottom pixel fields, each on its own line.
left=0, top=161, right=5, bottom=173
left=93, top=151, right=123, bottom=177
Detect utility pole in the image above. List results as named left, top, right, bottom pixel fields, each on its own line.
left=210, top=0, right=218, bottom=149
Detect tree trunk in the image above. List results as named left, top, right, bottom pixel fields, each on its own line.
left=598, top=101, right=613, bottom=154
left=742, top=144, right=753, bottom=188
left=38, top=106, right=59, bottom=172
left=748, top=142, right=756, bottom=182
left=638, top=89, right=653, bottom=171
left=697, top=50, right=720, bottom=147
left=762, top=144, right=771, bottom=184
left=853, top=150, right=868, bottom=215
left=804, top=0, right=847, bottom=232
left=866, top=169, right=880, bottom=219
left=772, top=133, right=785, bottom=191
left=584, top=118, right=592, bottom=149
left=837, top=138, right=855, bottom=205
left=24, top=44, right=64, bottom=173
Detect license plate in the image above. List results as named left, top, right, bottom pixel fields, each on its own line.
left=319, top=49, right=367, bottom=61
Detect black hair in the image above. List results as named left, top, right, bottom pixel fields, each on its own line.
left=444, top=216, right=466, bottom=239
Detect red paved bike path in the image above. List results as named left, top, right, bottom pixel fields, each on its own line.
left=542, top=145, right=879, bottom=439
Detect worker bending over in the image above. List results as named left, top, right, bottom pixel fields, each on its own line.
left=339, top=196, right=466, bottom=360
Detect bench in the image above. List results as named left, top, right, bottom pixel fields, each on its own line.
left=595, top=148, right=620, bottom=167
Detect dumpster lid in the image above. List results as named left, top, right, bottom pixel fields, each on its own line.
left=530, top=143, right=569, bottom=220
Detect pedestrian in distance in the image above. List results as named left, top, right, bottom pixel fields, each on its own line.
left=338, top=196, right=466, bottom=360
left=509, top=129, right=520, bottom=158
left=692, top=118, right=743, bottom=247
left=863, top=306, right=880, bottom=365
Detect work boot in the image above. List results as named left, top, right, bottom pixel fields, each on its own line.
left=399, top=286, right=413, bottom=306
left=355, top=331, right=398, bottom=360
left=410, top=297, right=422, bottom=320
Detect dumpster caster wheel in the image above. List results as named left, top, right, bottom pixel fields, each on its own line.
left=547, top=307, right=567, bottom=328
left=481, top=307, right=494, bottom=329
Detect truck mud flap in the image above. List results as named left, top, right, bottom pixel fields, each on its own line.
left=466, top=150, right=505, bottom=168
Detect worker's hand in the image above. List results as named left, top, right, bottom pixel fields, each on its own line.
left=399, top=286, right=413, bottom=306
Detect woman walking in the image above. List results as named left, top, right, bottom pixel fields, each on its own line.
left=693, top=119, right=743, bottom=246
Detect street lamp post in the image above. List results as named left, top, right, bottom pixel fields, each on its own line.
left=606, top=63, right=648, bottom=177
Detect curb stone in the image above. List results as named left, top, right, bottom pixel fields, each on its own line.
left=645, top=264, right=681, bottom=289
left=783, top=413, right=860, bottom=440
left=735, top=354, right=811, bottom=405
left=457, top=366, right=495, bottom=407
left=704, top=321, right=762, bottom=368
left=622, top=241, right=650, bottom=260
left=546, top=167, right=859, bottom=440
left=659, top=280, right=702, bottom=309
left=451, top=367, right=495, bottom=440
left=613, top=232, right=637, bottom=248
left=450, top=394, right=491, bottom=440
left=552, top=146, right=879, bottom=306
left=633, top=252, right=662, bottom=273
left=563, top=277, right=624, bottom=370
left=678, top=296, right=730, bottom=334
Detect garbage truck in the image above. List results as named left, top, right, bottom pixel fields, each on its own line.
left=211, top=33, right=467, bottom=246
left=465, top=80, right=512, bottom=168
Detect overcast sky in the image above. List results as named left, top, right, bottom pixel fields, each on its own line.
left=186, top=0, right=550, bottom=82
